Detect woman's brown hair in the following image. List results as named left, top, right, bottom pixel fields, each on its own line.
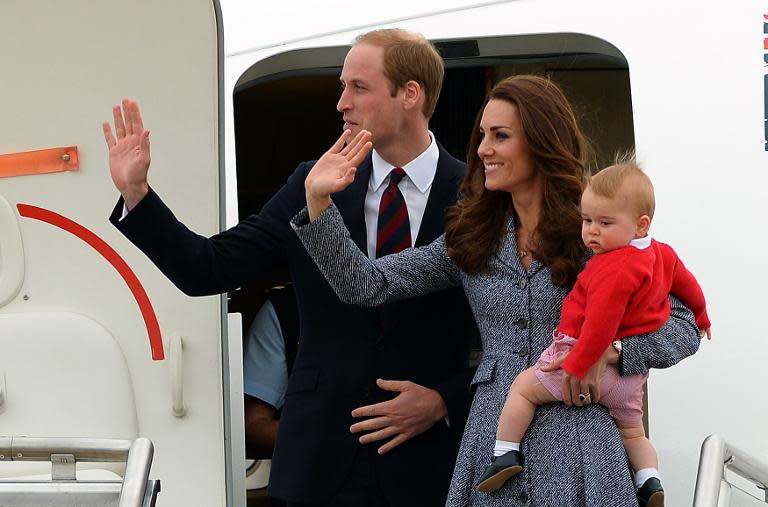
left=445, top=75, right=587, bottom=288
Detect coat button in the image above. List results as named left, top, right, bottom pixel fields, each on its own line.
left=517, top=347, right=529, bottom=357
left=517, top=278, right=527, bottom=289
left=516, top=318, right=528, bottom=329
left=518, top=491, right=528, bottom=502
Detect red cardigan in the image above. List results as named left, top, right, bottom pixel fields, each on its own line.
left=559, top=239, right=710, bottom=379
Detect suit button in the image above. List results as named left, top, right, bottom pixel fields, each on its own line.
left=517, top=278, right=527, bottom=289
left=518, top=491, right=528, bottom=502
left=516, top=318, right=528, bottom=329
left=517, top=347, right=528, bottom=357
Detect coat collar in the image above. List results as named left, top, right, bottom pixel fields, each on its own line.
left=494, top=212, right=545, bottom=276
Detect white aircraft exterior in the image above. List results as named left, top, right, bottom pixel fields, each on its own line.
left=0, top=1, right=765, bottom=506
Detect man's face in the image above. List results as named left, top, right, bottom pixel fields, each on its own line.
left=337, top=43, right=404, bottom=150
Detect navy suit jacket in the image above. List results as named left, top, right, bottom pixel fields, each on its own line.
left=110, top=145, right=477, bottom=506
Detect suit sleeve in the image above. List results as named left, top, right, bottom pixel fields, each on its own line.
left=110, top=162, right=311, bottom=296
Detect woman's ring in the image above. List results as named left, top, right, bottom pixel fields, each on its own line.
left=578, top=393, right=591, bottom=403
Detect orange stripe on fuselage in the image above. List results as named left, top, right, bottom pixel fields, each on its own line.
left=0, top=147, right=79, bottom=178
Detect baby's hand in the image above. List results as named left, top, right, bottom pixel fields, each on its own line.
left=700, top=328, right=712, bottom=340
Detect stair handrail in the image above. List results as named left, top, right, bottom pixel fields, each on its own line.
left=0, top=436, right=156, bottom=507
left=0, top=436, right=132, bottom=462
left=118, top=438, right=155, bottom=507
left=693, top=433, right=768, bottom=506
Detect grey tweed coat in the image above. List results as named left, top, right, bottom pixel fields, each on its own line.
left=292, top=204, right=699, bottom=507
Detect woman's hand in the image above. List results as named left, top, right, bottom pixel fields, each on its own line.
left=539, top=343, right=618, bottom=406
left=305, top=129, right=372, bottom=220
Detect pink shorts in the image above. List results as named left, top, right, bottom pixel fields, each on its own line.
left=533, top=331, right=648, bottom=424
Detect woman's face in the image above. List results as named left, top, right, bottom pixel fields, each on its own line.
left=477, top=99, right=538, bottom=194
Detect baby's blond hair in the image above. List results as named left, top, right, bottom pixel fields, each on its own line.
left=587, top=153, right=655, bottom=220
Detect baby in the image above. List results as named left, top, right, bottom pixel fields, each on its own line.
left=477, top=159, right=711, bottom=507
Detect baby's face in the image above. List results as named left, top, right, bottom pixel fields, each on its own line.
left=580, top=187, right=643, bottom=254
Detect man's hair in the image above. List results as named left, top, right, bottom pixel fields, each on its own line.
left=588, top=153, right=656, bottom=219
left=354, top=29, right=444, bottom=119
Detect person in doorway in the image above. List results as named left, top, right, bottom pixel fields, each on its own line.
left=243, top=284, right=299, bottom=507
left=291, top=75, right=703, bottom=506
left=243, top=284, right=299, bottom=458
left=102, top=28, right=477, bottom=507
left=477, top=159, right=711, bottom=507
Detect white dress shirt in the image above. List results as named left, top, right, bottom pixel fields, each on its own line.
left=364, top=132, right=439, bottom=259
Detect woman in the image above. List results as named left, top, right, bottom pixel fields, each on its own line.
left=293, top=75, right=699, bottom=506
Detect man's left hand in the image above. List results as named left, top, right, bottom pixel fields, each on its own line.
left=350, top=379, right=448, bottom=454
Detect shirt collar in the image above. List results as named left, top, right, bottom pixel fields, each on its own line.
left=370, top=132, right=439, bottom=193
left=629, top=235, right=652, bottom=250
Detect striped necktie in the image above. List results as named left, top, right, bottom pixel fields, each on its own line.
left=376, top=167, right=411, bottom=258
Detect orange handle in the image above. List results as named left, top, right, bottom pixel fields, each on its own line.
left=0, top=146, right=79, bottom=178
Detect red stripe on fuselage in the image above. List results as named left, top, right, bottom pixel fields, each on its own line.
left=17, top=203, right=164, bottom=360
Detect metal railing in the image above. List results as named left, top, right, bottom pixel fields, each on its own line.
left=694, top=434, right=768, bottom=506
left=0, top=436, right=159, bottom=507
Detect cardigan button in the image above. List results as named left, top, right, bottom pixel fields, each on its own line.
left=516, top=318, right=528, bottom=329
left=517, top=278, right=527, bottom=289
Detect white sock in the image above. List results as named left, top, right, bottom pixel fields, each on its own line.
left=634, top=467, right=660, bottom=489
left=493, top=440, right=520, bottom=457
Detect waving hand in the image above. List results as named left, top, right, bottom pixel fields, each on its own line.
left=305, top=129, right=372, bottom=220
left=102, top=98, right=151, bottom=210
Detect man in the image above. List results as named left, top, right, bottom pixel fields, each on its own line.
left=103, top=29, right=477, bottom=507
left=244, top=284, right=299, bottom=507
left=243, top=284, right=299, bottom=460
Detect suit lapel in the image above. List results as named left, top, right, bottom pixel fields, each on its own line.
left=331, top=154, right=371, bottom=254
left=415, top=144, right=464, bottom=247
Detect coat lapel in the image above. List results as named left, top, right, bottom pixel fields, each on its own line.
left=493, top=213, right=545, bottom=276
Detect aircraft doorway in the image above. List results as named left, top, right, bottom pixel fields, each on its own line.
left=230, top=33, right=635, bottom=506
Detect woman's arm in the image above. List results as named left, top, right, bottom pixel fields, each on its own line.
left=619, top=295, right=701, bottom=375
left=291, top=203, right=461, bottom=306
left=292, top=128, right=461, bottom=303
